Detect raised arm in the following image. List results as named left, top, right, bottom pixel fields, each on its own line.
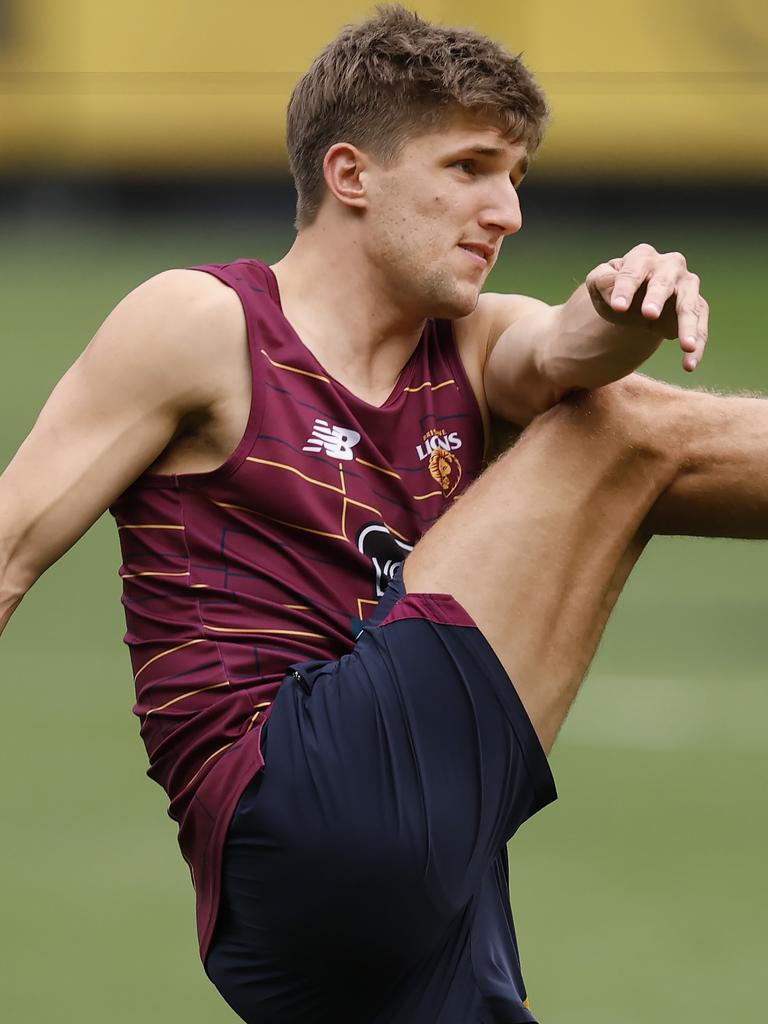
left=471, top=244, right=709, bottom=426
left=0, top=268, right=243, bottom=635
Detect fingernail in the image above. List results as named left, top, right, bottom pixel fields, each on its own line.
left=689, top=358, right=698, bottom=370
left=612, top=296, right=628, bottom=310
left=645, top=302, right=660, bottom=316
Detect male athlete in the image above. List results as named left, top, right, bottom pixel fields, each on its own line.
left=1, top=6, right=766, bottom=1023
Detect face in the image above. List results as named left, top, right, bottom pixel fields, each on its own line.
left=361, top=115, right=528, bottom=319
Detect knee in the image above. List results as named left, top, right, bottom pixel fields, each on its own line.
left=526, top=374, right=686, bottom=467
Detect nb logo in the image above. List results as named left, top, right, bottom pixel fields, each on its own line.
left=303, top=419, right=362, bottom=461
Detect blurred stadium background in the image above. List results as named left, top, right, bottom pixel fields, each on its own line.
left=1, top=1, right=766, bottom=1021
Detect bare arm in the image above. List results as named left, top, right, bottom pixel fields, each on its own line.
left=474, top=244, right=709, bottom=426
left=0, top=268, right=244, bottom=635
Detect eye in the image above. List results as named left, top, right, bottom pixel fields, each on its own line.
left=453, top=160, right=476, bottom=176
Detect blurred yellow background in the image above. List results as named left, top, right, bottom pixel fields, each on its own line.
left=1, top=0, right=766, bottom=177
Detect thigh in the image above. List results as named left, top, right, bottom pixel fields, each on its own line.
left=266, top=571, right=553, bottom=915
left=404, top=381, right=674, bottom=751
left=206, top=572, right=554, bottom=1021
left=209, top=840, right=538, bottom=1024
left=371, top=847, right=538, bottom=1024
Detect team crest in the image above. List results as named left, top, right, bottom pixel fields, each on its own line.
left=416, top=428, right=463, bottom=497
left=428, top=448, right=462, bottom=496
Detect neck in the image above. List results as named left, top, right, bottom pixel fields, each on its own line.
left=271, top=223, right=426, bottom=402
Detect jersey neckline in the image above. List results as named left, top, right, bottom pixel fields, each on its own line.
left=262, top=262, right=425, bottom=412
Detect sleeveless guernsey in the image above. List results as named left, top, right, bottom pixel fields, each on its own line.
left=110, top=258, right=485, bottom=960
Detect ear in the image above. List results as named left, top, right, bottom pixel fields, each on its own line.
left=322, top=143, right=371, bottom=212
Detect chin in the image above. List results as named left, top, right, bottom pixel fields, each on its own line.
left=432, top=289, right=480, bottom=321
left=418, top=278, right=480, bottom=320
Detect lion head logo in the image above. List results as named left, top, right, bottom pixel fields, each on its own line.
left=428, top=449, right=462, bottom=496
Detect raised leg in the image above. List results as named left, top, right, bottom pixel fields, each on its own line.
left=404, top=374, right=768, bottom=752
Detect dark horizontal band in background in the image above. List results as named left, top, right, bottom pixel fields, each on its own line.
left=1, top=175, right=766, bottom=227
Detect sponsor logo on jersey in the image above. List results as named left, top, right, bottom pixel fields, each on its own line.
left=357, top=522, right=414, bottom=598
left=303, top=419, right=361, bottom=461
left=416, top=428, right=463, bottom=497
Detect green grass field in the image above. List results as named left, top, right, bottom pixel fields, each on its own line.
left=1, top=211, right=766, bottom=1022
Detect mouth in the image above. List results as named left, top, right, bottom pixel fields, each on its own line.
left=458, top=242, right=494, bottom=270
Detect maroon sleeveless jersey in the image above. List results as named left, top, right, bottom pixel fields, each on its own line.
left=110, top=259, right=485, bottom=959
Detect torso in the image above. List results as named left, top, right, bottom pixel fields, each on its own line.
left=148, top=268, right=495, bottom=476
left=111, top=258, right=488, bottom=959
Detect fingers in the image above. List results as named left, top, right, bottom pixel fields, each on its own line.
left=600, top=244, right=709, bottom=371
left=672, top=273, right=699, bottom=351
left=667, top=271, right=708, bottom=372
left=638, top=252, right=688, bottom=321
left=585, top=261, right=625, bottom=307
left=609, top=246, right=689, bottom=320
left=607, top=244, right=655, bottom=312
left=682, top=296, right=709, bottom=373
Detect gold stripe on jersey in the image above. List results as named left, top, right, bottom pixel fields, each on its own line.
left=378, top=519, right=411, bottom=543
left=144, top=681, right=230, bottom=717
left=357, top=597, right=379, bottom=620
left=211, top=499, right=348, bottom=541
left=338, top=463, right=348, bottom=537
left=344, top=495, right=380, bottom=516
left=260, top=348, right=331, bottom=383
left=403, top=378, right=456, bottom=394
left=412, top=490, right=443, bottom=501
left=118, top=523, right=185, bottom=531
left=245, top=710, right=261, bottom=733
left=283, top=604, right=311, bottom=609
left=355, top=457, right=401, bottom=479
left=523, top=998, right=530, bottom=1008
left=120, top=570, right=191, bottom=580
left=210, top=494, right=412, bottom=546
left=343, top=495, right=412, bottom=544
left=246, top=456, right=345, bottom=494
left=245, top=700, right=272, bottom=732
left=134, top=639, right=207, bottom=682
left=184, top=742, right=236, bottom=792
left=203, top=623, right=325, bottom=639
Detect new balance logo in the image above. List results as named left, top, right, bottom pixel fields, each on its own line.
left=303, top=419, right=362, bottom=461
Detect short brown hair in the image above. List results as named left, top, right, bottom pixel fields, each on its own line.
left=286, top=4, right=549, bottom=228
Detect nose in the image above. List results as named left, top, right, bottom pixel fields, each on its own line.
left=480, top=179, right=523, bottom=237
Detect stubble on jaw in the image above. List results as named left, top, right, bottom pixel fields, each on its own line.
left=353, top=157, right=489, bottom=319
left=366, top=204, right=482, bottom=321
left=376, top=237, right=480, bottom=320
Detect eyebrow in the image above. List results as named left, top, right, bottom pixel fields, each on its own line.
left=466, top=144, right=506, bottom=157
left=463, top=145, right=529, bottom=178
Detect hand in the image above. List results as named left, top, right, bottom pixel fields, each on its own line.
left=585, top=243, right=709, bottom=373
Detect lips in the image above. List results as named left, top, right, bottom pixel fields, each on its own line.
left=458, top=242, right=494, bottom=268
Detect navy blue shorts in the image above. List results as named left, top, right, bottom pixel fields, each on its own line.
left=206, top=570, right=556, bottom=1023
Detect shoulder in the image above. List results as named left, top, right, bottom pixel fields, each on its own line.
left=86, top=268, right=247, bottom=414
left=454, top=291, right=552, bottom=358
left=111, top=267, right=244, bottom=339
left=451, top=291, right=550, bottom=413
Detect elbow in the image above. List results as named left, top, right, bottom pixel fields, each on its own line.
left=0, top=546, right=37, bottom=610
left=486, top=368, right=568, bottom=428
left=0, top=573, right=30, bottom=635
